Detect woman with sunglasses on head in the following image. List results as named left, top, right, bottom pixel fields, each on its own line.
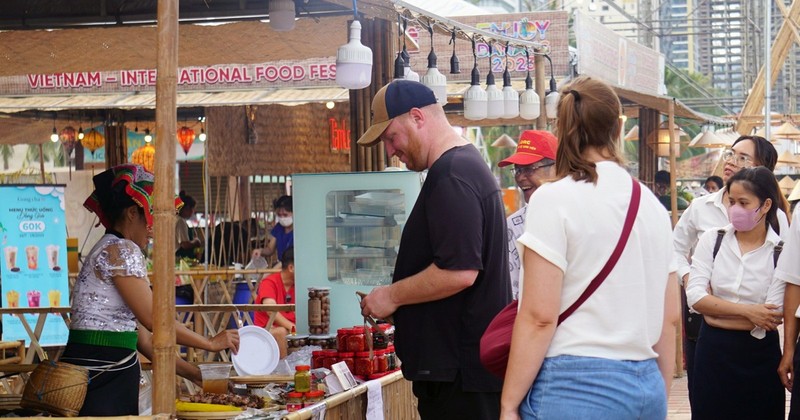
left=672, top=135, right=788, bottom=407
left=499, top=76, right=679, bottom=420
left=61, top=164, right=240, bottom=416
left=686, top=167, right=787, bottom=419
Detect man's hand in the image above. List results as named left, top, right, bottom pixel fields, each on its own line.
left=360, top=285, right=398, bottom=320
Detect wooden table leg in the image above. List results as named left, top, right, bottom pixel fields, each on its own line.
left=18, top=314, right=47, bottom=364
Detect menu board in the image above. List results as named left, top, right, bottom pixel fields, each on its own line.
left=0, top=185, right=69, bottom=346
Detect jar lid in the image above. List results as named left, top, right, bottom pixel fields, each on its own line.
left=308, top=286, right=332, bottom=291
left=337, top=328, right=352, bottom=334
left=305, top=390, right=325, bottom=398
left=308, top=334, right=333, bottom=340
left=287, top=391, right=304, bottom=398
left=296, top=365, right=311, bottom=371
left=323, top=349, right=338, bottom=355
left=287, top=334, right=309, bottom=339
left=355, top=351, right=372, bottom=357
left=338, top=352, right=355, bottom=357
left=350, top=326, right=365, bottom=333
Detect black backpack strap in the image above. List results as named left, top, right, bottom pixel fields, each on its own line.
left=774, top=241, right=784, bottom=268
left=712, top=229, right=726, bottom=261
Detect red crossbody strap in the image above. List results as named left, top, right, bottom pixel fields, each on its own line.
left=557, top=177, right=641, bottom=325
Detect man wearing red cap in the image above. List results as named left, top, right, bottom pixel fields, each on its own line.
left=498, top=130, right=558, bottom=299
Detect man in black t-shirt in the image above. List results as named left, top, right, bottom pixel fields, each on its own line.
left=358, top=80, right=511, bottom=420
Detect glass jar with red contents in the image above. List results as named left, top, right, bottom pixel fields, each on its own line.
left=311, top=350, right=326, bottom=369
left=373, top=349, right=388, bottom=373
left=336, top=328, right=351, bottom=352
left=322, top=349, right=338, bottom=370
left=347, top=326, right=367, bottom=353
left=338, top=352, right=355, bottom=373
left=304, top=390, right=325, bottom=407
left=354, top=351, right=374, bottom=377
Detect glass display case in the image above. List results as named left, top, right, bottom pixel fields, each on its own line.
left=294, top=171, right=423, bottom=332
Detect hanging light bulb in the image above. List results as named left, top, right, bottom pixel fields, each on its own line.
left=544, top=54, right=560, bottom=119
left=50, top=126, right=59, bottom=143
left=519, top=50, right=540, bottom=120
left=269, top=0, right=296, bottom=32
left=144, top=128, right=153, bottom=143
left=449, top=29, right=460, bottom=74
left=463, top=38, right=487, bottom=121
left=501, top=43, right=519, bottom=119
left=400, top=17, right=419, bottom=82
left=485, top=45, right=504, bottom=120
left=394, top=51, right=405, bottom=80
left=335, top=18, right=373, bottom=90
left=78, top=127, right=85, bottom=140
left=198, top=128, right=207, bottom=142
left=421, top=24, right=447, bottom=105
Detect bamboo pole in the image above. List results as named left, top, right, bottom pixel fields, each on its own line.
left=534, top=54, right=546, bottom=130
left=667, top=100, right=684, bottom=377
left=153, top=0, right=179, bottom=414
left=38, top=144, right=45, bottom=184
left=735, top=0, right=800, bottom=135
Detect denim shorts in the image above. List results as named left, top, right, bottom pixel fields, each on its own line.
left=520, top=355, right=666, bottom=420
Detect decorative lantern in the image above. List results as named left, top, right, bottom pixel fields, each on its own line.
left=131, top=144, right=156, bottom=172
left=59, top=126, right=77, bottom=157
left=81, top=128, right=105, bottom=157
left=177, top=126, right=195, bottom=156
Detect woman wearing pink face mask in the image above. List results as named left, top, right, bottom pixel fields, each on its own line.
left=686, top=166, right=788, bottom=420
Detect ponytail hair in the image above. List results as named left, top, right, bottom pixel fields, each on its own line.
left=555, top=76, right=625, bottom=184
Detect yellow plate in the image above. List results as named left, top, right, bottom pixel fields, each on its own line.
left=176, top=411, right=242, bottom=420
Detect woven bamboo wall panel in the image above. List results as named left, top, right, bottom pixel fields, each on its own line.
left=206, top=104, right=351, bottom=176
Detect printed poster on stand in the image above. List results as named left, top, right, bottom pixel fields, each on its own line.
left=0, top=185, right=69, bottom=346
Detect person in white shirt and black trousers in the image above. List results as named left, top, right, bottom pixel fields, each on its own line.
left=686, top=166, right=787, bottom=420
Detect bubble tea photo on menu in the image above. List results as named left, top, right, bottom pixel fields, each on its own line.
left=46, top=245, right=61, bottom=271
left=25, top=245, right=38, bottom=270
left=4, top=246, right=19, bottom=272
left=27, top=290, right=40, bottom=308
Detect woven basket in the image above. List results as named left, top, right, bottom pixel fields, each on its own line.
left=21, top=361, right=88, bottom=417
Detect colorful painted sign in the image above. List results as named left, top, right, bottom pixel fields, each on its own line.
left=0, top=185, right=69, bottom=346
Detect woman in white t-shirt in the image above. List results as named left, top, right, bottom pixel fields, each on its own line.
left=686, top=166, right=786, bottom=419
left=499, top=76, right=679, bottom=420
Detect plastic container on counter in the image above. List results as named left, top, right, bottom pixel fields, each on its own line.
left=307, top=287, right=331, bottom=334
left=286, top=391, right=304, bottom=412
left=294, top=365, right=312, bottom=393
left=346, top=326, right=367, bottom=353
left=286, top=334, right=309, bottom=355
left=336, top=328, right=352, bottom=352
left=374, top=349, right=388, bottom=374
left=354, top=351, right=374, bottom=377
left=304, top=390, right=325, bottom=407
left=337, top=352, right=355, bottom=373
left=371, top=323, right=393, bottom=349
left=386, top=345, right=397, bottom=371
left=311, top=350, right=326, bottom=369
left=308, top=334, right=337, bottom=350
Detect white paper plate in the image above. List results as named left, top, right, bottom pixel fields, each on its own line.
left=232, top=325, right=279, bottom=376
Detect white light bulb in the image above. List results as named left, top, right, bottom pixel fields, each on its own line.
left=545, top=91, right=560, bottom=119
left=519, top=89, right=541, bottom=120
left=485, top=73, right=504, bottom=120
left=421, top=49, right=448, bottom=105
left=335, top=20, right=373, bottom=90
left=50, top=132, right=59, bottom=143
left=464, top=66, right=487, bottom=120
left=269, top=0, right=296, bottom=32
